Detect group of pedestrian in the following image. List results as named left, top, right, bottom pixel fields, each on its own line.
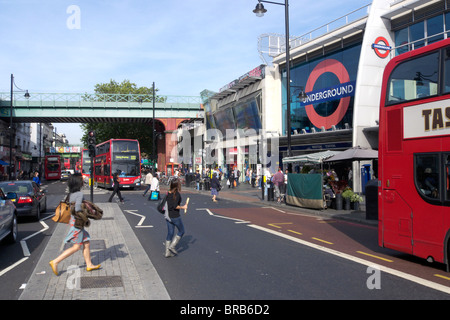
left=142, top=170, right=160, bottom=200
left=48, top=166, right=194, bottom=278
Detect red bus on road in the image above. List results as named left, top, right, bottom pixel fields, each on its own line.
left=378, top=38, right=450, bottom=270
left=93, top=139, right=141, bottom=189
left=44, top=155, right=61, bottom=180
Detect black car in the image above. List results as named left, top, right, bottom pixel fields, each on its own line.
left=0, top=188, right=18, bottom=244
left=0, top=181, right=47, bottom=221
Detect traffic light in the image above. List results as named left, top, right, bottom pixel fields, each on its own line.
left=88, top=131, right=96, bottom=157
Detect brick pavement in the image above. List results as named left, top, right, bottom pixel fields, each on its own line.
left=19, top=202, right=170, bottom=300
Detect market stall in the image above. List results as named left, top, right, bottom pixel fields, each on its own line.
left=282, top=150, right=341, bottom=209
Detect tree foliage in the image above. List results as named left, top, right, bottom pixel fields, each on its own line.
left=80, top=80, right=160, bottom=156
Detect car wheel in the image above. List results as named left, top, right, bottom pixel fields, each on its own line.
left=5, top=214, right=18, bottom=244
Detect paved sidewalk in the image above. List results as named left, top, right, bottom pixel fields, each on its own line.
left=19, top=202, right=170, bottom=300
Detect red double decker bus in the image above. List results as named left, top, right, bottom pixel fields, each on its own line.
left=44, top=155, right=61, bottom=180
left=378, top=38, right=450, bottom=270
left=93, top=139, right=141, bottom=189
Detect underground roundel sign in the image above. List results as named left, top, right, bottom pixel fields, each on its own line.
left=372, top=36, right=391, bottom=58
left=303, top=59, right=354, bottom=130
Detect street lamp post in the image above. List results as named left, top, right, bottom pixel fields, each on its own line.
left=253, top=0, right=293, bottom=158
left=152, top=81, right=156, bottom=172
left=9, top=74, right=30, bottom=180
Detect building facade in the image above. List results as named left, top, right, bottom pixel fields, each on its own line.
left=203, top=0, right=450, bottom=192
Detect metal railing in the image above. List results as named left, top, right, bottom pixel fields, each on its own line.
left=258, top=4, right=372, bottom=63
left=0, top=92, right=202, bottom=104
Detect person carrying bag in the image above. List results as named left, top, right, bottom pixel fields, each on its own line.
left=49, top=173, right=101, bottom=276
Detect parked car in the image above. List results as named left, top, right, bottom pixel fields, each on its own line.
left=61, top=170, right=71, bottom=180
left=0, top=188, right=18, bottom=244
left=0, top=181, right=47, bottom=221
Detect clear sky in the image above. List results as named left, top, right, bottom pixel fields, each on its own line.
left=0, top=0, right=368, bottom=144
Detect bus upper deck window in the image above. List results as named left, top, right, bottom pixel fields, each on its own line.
left=387, top=52, right=439, bottom=105
left=443, top=48, right=450, bottom=94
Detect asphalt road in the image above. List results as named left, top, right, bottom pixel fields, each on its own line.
left=2, top=180, right=450, bottom=300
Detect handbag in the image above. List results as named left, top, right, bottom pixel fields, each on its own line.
left=157, top=193, right=168, bottom=214
left=52, top=194, right=72, bottom=224
left=150, top=190, right=159, bottom=201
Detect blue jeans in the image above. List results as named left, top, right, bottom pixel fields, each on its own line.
left=142, top=184, right=151, bottom=196
left=166, top=217, right=185, bottom=241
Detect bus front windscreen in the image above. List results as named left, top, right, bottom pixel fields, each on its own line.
left=111, top=140, right=140, bottom=177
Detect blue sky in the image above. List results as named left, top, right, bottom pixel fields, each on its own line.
left=0, top=0, right=368, bottom=144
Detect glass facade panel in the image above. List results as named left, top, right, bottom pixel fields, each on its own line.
left=395, top=28, right=410, bottom=55
left=282, top=43, right=361, bottom=134
left=410, top=21, right=425, bottom=50
left=445, top=12, right=450, bottom=37
left=427, top=15, right=444, bottom=44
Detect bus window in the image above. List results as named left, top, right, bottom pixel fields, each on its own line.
left=443, top=48, right=450, bottom=94
left=415, top=154, right=440, bottom=200
left=446, top=154, right=450, bottom=201
left=387, top=52, right=439, bottom=105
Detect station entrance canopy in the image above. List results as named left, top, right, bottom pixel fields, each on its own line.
left=0, top=92, right=203, bottom=123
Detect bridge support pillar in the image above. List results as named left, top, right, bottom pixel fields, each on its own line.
left=157, top=118, right=188, bottom=174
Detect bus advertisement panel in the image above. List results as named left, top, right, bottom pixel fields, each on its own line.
left=44, top=155, right=61, bottom=180
left=378, top=38, right=450, bottom=269
left=94, top=139, right=141, bottom=189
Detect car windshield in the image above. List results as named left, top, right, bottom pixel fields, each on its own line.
left=0, top=182, right=33, bottom=195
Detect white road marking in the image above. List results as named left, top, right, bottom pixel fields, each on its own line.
left=248, top=224, right=450, bottom=295
left=124, top=210, right=153, bottom=228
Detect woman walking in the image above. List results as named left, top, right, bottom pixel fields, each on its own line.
left=148, top=174, right=160, bottom=200
left=164, top=179, right=188, bottom=257
left=210, top=172, right=220, bottom=202
left=49, top=173, right=100, bottom=275
left=108, top=172, right=124, bottom=203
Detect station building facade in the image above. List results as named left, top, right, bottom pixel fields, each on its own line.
left=203, top=0, right=450, bottom=191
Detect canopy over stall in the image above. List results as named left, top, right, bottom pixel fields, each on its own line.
left=324, top=147, right=378, bottom=162
left=282, top=150, right=341, bottom=165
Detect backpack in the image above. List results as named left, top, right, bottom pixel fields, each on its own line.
left=157, top=193, right=168, bottom=214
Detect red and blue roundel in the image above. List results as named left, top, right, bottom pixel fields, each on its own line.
left=303, top=59, right=355, bottom=130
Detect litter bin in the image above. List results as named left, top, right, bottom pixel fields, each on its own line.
left=365, top=179, right=378, bottom=220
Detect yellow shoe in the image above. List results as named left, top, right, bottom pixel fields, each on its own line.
left=86, top=264, right=101, bottom=272
left=49, top=260, right=58, bottom=276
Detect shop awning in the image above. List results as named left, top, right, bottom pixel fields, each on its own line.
left=0, top=159, right=9, bottom=166
left=282, top=150, right=341, bottom=164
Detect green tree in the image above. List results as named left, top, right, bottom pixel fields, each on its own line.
left=80, top=79, right=162, bottom=156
